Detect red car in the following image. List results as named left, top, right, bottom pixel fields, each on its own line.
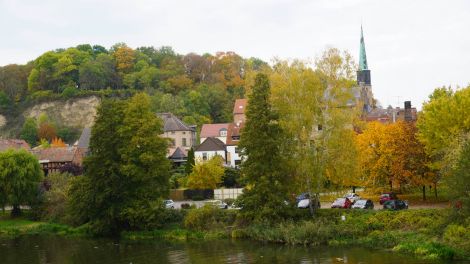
left=379, top=192, right=398, bottom=205
left=331, top=198, right=352, bottom=209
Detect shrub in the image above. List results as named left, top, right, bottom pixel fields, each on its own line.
left=443, top=224, right=470, bottom=252
left=42, top=173, right=72, bottom=222
left=121, top=201, right=186, bottom=230
left=184, top=206, right=236, bottom=231
left=61, top=86, right=78, bottom=99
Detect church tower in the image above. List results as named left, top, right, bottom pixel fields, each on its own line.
left=357, top=25, right=374, bottom=112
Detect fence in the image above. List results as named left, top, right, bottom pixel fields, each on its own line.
left=214, top=188, right=244, bottom=200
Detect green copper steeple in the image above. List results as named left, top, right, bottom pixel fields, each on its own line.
left=359, top=25, right=368, bottom=71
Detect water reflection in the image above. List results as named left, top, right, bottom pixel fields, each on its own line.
left=0, top=236, right=460, bottom=264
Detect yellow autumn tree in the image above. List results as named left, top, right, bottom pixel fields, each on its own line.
left=187, top=156, right=225, bottom=190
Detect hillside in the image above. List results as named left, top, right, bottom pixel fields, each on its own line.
left=0, top=44, right=269, bottom=139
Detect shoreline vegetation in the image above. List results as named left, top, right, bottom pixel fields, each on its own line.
left=1, top=208, right=468, bottom=261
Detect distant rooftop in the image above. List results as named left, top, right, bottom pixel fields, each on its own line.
left=156, top=113, right=195, bottom=132
left=200, top=123, right=230, bottom=138
left=233, top=99, right=247, bottom=115
left=0, top=139, right=30, bottom=152
left=76, top=127, right=91, bottom=149
left=195, top=137, right=225, bottom=152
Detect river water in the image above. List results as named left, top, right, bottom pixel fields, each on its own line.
left=0, top=236, right=464, bottom=264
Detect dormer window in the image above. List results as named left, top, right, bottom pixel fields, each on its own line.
left=219, top=128, right=227, bottom=137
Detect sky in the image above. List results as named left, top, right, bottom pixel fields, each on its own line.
left=1, top=0, right=469, bottom=109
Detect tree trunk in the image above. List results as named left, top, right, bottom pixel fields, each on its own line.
left=422, top=185, right=426, bottom=201
left=434, top=183, right=437, bottom=198
left=11, top=204, right=21, bottom=218
left=352, top=186, right=356, bottom=193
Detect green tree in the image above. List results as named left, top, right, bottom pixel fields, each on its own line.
left=185, top=147, right=195, bottom=175
left=0, top=149, right=43, bottom=216
left=187, top=156, right=224, bottom=189
left=20, top=117, right=38, bottom=146
left=448, top=136, right=470, bottom=215
left=238, top=73, right=289, bottom=222
left=417, top=85, right=470, bottom=194
left=68, top=93, right=170, bottom=235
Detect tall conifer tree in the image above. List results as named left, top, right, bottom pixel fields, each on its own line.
left=238, top=74, right=289, bottom=222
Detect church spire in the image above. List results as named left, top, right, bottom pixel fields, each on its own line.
left=359, top=25, right=368, bottom=71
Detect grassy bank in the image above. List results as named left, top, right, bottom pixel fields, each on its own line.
left=1, top=209, right=468, bottom=261
left=234, top=209, right=470, bottom=261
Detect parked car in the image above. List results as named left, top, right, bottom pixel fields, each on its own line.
left=351, top=199, right=374, bottom=209
left=383, top=200, right=408, bottom=210
left=296, top=193, right=310, bottom=203
left=206, top=200, right=228, bottom=209
left=164, top=199, right=175, bottom=209
left=379, top=192, right=398, bottom=205
left=343, top=193, right=361, bottom=203
left=331, top=198, right=353, bottom=209
left=297, top=198, right=321, bottom=209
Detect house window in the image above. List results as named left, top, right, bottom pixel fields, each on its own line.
left=182, top=138, right=187, bottom=147
left=235, top=160, right=241, bottom=166
left=219, top=128, right=227, bottom=137
left=182, top=131, right=186, bottom=135
left=235, top=147, right=239, bottom=154
left=202, top=153, right=207, bottom=161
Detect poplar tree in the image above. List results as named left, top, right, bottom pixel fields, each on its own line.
left=238, top=73, right=289, bottom=222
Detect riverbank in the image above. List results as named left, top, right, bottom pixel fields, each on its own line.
left=1, top=209, right=468, bottom=261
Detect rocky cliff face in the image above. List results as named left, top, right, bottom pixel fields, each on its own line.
left=0, top=96, right=100, bottom=137
left=24, top=96, right=100, bottom=128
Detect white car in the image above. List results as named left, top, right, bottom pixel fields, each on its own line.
left=297, top=198, right=321, bottom=209
left=164, top=199, right=175, bottom=209
left=206, top=200, right=228, bottom=209
left=343, top=193, right=361, bottom=203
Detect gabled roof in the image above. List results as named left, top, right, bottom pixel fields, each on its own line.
left=31, top=147, right=78, bottom=163
left=156, top=113, right=195, bottom=132
left=233, top=99, right=247, bottom=115
left=0, top=139, right=30, bottom=152
left=200, top=123, right=230, bottom=138
left=195, top=137, right=225, bottom=152
left=77, top=127, right=91, bottom=149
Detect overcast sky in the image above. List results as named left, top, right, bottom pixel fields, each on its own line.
left=1, top=0, right=469, bottom=109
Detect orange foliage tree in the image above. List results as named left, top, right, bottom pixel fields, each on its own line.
left=356, top=121, right=429, bottom=194
left=51, top=137, right=66, bottom=147
left=38, top=122, right=57, bottom=142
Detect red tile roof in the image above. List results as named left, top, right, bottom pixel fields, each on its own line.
left=233, top=99, right=247, bottom=114
left=200, top=123, right=230, bottom=138
left=0, top=139, right=30, bottom=152
left=31, top=147, right=79, bottom=163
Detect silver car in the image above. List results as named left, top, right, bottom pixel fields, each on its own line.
left=164, top=199, right=175, bottom=209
